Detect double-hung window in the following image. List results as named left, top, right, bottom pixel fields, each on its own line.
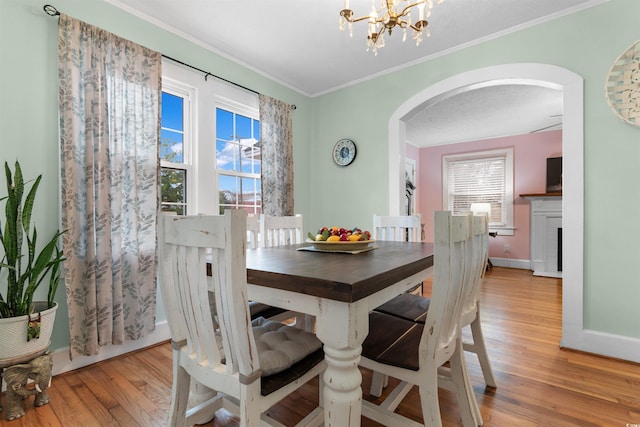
left=160, top=59, right=261, bottom=215
left=160, top=81, right=193, bottom=215
left=216, top=103, right=261, bottom=215
left=442, top=148, right=514, bottom=235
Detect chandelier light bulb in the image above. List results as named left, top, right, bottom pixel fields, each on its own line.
left=417, top=2, right=425, bottom=20
left=369, top=4, right=377, bottom=21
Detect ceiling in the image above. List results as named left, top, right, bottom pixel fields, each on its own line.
left=106, top=0, right=603, bottom=145
left=405, top=83, right=564, bottom=146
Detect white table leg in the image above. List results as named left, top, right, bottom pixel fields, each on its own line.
left=315, top=300, right=369, bottom=427
left=322, top=344, right=363, bottom=426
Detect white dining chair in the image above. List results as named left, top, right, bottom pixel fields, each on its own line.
left=246, top=213, right=261, bottom=249
left=359, top=212, right=481, bottom=427
left=373, top=213, right=496, bottom=392
left=246, top=213, right=288, bottom=321
left=259, top=213, right=313, bottom=330
left=372, top=214, right=422, bottom=243
left=158, top=210, right=325, bottom=426
left=260, top=213, right=304, bottom=248
left=372, top=214, right=424, bottom=295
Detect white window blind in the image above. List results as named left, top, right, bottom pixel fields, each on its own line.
left=443, top=148, right=514, bottom=234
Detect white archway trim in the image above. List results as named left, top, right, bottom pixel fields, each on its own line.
left=389, top=63, right=590, bottom=354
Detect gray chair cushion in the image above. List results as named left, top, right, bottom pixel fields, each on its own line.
left=252, top=317, right=323, bottom=377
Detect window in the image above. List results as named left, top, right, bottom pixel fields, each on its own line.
left=160, top=84, right=192, bottom=215
left=216, top=107, right=261, bottom=215
left=160, top=59, right=260, bottom=215
left=442, top=148, right=514, bottom=235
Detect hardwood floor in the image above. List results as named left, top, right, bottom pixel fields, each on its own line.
left=2, top=267, right=640, bottom=426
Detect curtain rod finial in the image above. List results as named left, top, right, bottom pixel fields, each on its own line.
left=43, top=4, right=60, bottom=16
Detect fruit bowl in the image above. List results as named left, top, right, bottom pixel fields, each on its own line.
left=306, top=239, right=376, bottom=252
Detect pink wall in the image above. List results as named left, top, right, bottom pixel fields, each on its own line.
left=411, top=130, right=562, bottom=260
left=406, top=143, right=420, bottom=163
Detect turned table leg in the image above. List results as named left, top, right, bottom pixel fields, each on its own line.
left=315, top=300, right=369, bottom=427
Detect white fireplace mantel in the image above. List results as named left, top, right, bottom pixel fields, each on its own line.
left=522, top=193, right=562, bottom=278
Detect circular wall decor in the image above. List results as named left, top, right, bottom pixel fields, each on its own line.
left=605, top=39, right=640, bottom=127
left=333, top=138, right=357, bottom=166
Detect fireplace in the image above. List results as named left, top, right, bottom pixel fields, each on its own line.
left=523, top=194, right=562, bottom=278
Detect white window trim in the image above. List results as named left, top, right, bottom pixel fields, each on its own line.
left=442, top=148, right=514, bottom=236
left=216, top=96, right=259, bottom=121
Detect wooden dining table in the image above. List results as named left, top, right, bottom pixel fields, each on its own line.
left=245, top=240, right=434, bottom=426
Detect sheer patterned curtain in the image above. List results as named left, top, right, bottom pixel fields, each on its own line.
left=259, top=95, right=294, bottom=216
left=58, top=14, right=161, bottom=358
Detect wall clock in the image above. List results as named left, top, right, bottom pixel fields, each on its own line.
left=333, top=138, right=357, bottom=166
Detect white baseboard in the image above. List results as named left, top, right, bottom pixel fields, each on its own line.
left=489, top=257, right=530, bottom=270
left=51, top=320, right=171, bottom=376
left=562, top=328, right=640, bottom=364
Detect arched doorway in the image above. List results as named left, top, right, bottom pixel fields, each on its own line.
left=387, top=63, right=584, bottom=349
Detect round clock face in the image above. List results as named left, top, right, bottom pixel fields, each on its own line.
left=333, top=139, right=357, bottom=166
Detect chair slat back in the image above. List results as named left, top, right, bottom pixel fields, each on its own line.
left=372, top=214, right=422, bottom=242
left=464, top=214, right=489, bottom=316
left=260, top=214, right=304, bottom=247
left=420, top=211, right=472, bottom=364
left=247, top=213, right=261, bottom=249
left=159, top=210, right=259, bottom=379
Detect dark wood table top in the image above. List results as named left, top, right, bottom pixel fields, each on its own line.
left=246, top=241, right=434, bottom=303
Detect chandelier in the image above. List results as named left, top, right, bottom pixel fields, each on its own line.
left=339, top=0, right=442, bottom=55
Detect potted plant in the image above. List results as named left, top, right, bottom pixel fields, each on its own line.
left=0, top=161, right=64, bottom=361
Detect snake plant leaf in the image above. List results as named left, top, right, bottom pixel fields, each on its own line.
left=0, top=161, right=65, bottom=318
left=22, top=174, right=41, bottom=237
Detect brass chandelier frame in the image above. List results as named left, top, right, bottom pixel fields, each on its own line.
left=340, top=0, right=429, bottom=46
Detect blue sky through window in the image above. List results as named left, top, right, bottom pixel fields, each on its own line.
left=215, top=108, right=261, bottom=175
left=161, top=92, right=184, bottom=163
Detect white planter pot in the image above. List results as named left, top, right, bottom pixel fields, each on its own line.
left=0, top=302, right=57, bottom=361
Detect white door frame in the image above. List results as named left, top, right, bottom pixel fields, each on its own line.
left=387, top=63, right=588, bottom=354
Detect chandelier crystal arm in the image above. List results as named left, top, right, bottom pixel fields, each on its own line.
left=340, top=9, right=374, bottom=24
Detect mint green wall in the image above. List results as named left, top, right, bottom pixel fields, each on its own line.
left=2, top=0, right=638, bottom=354
left=0, top=0, right=313, bottom=351
left=309, top=0, right=640, bottom=339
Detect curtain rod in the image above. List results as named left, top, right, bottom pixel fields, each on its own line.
left=43, top=4, right=296, bottom=110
